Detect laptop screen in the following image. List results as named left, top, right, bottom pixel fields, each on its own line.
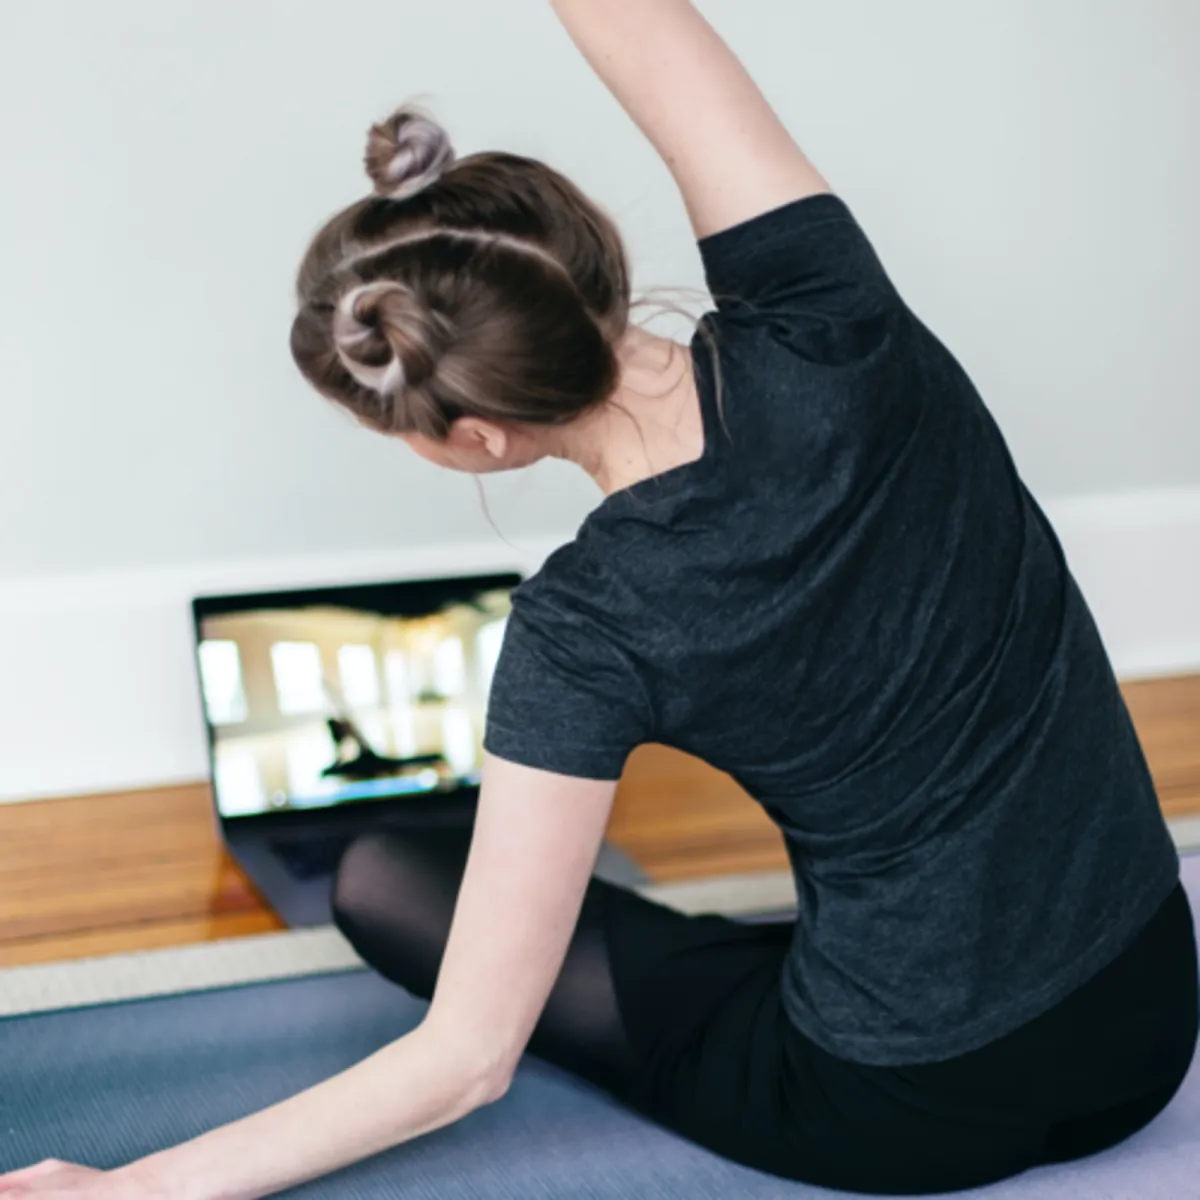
left=192, top=573, right=520, bottom=819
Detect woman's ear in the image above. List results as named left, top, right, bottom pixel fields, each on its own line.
left=446, top=417, right=510, bottom=463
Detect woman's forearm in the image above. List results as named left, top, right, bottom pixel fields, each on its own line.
left=549, top=0, right=825, bottom=239
left=115, top=1022, right=505, bottom=1200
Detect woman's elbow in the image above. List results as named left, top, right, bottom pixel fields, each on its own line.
left=420, top=1017, right=518, bottom=1113
left=448, top=1054, right=515, bottom=1118
left=475, top=1065, right=515, bottom=1108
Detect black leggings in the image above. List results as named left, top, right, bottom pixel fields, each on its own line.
left=331, top=829, right=1198, bottom=1195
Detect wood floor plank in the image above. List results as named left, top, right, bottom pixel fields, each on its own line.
left=0, top=782, right=266, bottom=963
left=1, top=676, right=1197, bottom=964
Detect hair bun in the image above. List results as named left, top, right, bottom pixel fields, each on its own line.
left=332, top=281, right=448, bottom=400
left=365, top=108, right=455, bottom=201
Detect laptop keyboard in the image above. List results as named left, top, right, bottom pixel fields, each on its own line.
left=270, top=836, right=355, bottom=881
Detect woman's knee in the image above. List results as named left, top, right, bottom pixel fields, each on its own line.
left=331, top=832, right=399, bottom=931
left=330, top=829, right=464, bottom=999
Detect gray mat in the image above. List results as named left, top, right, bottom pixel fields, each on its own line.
left=2, top=860, right=1198, bottom=1198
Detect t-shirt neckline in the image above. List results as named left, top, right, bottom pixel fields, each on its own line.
left=593, top=318, right=721, bottom=513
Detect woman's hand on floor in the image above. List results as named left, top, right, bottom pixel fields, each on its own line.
left=0, top=1160, right=156, bottom=1198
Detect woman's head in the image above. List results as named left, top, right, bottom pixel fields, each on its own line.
left=290, top=108, right=631, bottom=473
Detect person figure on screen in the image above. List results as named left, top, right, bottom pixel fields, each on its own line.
left=321, top=702, right=447, bottom=783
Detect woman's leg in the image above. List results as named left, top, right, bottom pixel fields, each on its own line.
left=330, top=827, right=649, bottom=1094
left=331, top=823, right=821, bottom=1177
left=1036, top=883, right=1199, bottom=1164
left=326, top=826, right=1051, bottom=1193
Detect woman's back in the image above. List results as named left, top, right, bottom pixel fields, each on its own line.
left=486, top=192, right=1179, bottom=1065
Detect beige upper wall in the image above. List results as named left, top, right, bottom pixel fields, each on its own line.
left=1, top=0, right=1196, bottom=583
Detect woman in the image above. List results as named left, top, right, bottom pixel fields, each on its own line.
left=4, top=1, right=1195, bottom=1196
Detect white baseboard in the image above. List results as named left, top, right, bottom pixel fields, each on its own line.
left=0, top=487, right=1197, bottom=806
left=1047, top=487, right=1200, bottom=679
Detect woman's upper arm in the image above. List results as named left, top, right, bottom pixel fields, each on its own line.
left=551, top=0, right=830, bottom=239
left=421, top=752, right=618, bottom=1088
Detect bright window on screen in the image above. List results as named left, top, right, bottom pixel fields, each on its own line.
left=442, top=707, right=477, bottom=774
left=198, top=639, right=248, bottom=725
left=433, top=636, right=466, bottom=697
left=390, top=709, right=418, bottom=756
left=385, top=650, right=412, bottom=706
left=213, top=745, right=265, bottom=815
left=270, top=641, right=326, bottom=715
left=476, top=619, right=507, bottom=695
left=338, top=644, right=380, bottom=707
left=284, top=729, right=335, bottom=795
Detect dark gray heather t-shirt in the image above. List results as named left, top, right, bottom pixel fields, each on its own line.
left=484, top=194, right=1179, bottom=1067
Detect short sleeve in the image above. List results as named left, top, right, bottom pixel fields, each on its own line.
left=699, top=193, right=898, bottom=333
left=483, top=596, right=651, bottom=782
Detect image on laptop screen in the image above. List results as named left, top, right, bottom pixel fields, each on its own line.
left=193, top=574, right=519, bottom=817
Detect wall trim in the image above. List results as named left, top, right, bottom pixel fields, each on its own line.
left=1045, top=487, right=1200, bottom=679
left=1, top=487, right=1197, bottom=806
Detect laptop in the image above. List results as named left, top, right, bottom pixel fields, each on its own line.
left=192, top=572, right=645, bottom=926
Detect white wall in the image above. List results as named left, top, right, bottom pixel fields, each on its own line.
left=2, top=0, right=1198, bottom=581
left=0, top=1, right=1198, bottom=802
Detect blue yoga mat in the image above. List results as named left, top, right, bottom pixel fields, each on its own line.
left=3, top=860, right=1198, bottom=1199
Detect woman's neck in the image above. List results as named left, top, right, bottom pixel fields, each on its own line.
left=555, top=328, right=704, bottom=496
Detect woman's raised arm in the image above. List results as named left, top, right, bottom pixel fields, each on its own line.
left=551, top=0, right=830, bottom=238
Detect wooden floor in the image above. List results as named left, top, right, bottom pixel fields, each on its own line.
left=2, top=676, right=1198, bottom=968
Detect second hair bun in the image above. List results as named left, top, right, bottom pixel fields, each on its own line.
left=365, top=108, right=456, bottom=201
